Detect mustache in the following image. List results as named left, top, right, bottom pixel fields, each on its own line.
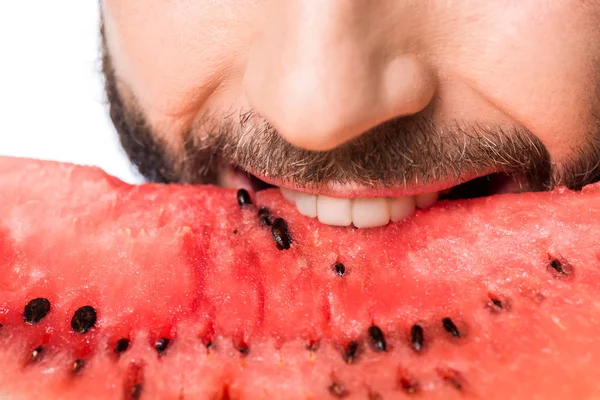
left=102, top=33, right=600, bottom=193
left=180, top=111, right=555, bottom=192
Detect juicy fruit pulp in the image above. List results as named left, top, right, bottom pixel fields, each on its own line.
left=1, top=157, right=600, bottom=399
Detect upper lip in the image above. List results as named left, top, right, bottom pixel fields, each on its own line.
left=248, top=169, right=496, bottom=198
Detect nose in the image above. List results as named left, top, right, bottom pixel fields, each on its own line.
left=244, top=1, right=437, bottom=151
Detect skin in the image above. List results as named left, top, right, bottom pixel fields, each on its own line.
left=101, top=0, right=600, bottom=194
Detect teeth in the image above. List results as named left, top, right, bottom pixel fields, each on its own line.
left=317, top=196, right=353, bottom=226
left=415, top=192, right=439, bottom=209
left=295, top=192, right=318, bottom=218
left=390, top=196, right=416, bottom=222
left=280, top=188, right=440, bottom=228
left=280, top=188, right=297, bottom=203
left=352, top=198, right=390, bottom=228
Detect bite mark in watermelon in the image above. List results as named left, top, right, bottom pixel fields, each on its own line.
left=1, top=157, right=600, bottom=399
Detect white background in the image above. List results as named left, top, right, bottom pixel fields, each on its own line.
left=0, top=2, right=141, bottom=183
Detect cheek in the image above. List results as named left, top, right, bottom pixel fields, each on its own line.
left=443, top=1, right=600, bottom=157
left=102, top=0, right=255, bottom=130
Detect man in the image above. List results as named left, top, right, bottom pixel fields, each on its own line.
left=101, top=1, right=600, bottom=228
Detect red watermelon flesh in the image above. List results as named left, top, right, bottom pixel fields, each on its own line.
left=1, top=157, right=600, bottom=399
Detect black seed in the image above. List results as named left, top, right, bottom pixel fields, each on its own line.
left=368, top=325, right=387, bottom=351
left=155, top=337, right=170, bottom=354
left=271, top=218, right=292, bottom=250
left=306, top=340, right=319, bottom=352
left=236, top=188, right=252, bottom=206
left=442, top=317, right=460, bottom=338
left=549, top=257, right=565, bottom=274
left=232, top=229, right=238, bottom=235
left=333, top=262, right=345, bottom=277
left=205, top=341, right=213, bottom=349
left=125, top=363, right=144, bottom=400
left=438, top=368, right=465, bottom=391
left=72, top=359, right=85, bottom=374
left=446, top=377, right=463, bottom=391
left=0, top=322, right=3, bottom=328
left=258, top=207, right=272, bottom=226
left=30, top=346, right=43, bottom=363
left=547, top=256, right=573, bottom=278
left=399, top=377, right=419, bottom=395
left=130, top=383, right=143, bottom=400
left=115, top=338, right=131, bottom=354
left=238, top=342, right=250, bottom=356
left=410, top=324, right=424, bottom=352
left=486, top=294, right=511, bottom=313
left=343, top=341, right=359, bottom=364
left=328, top=382, right=348, bottom=398
left=23, top=298, right=51, bottom=325
left=71, top=306, right=97, bottom=333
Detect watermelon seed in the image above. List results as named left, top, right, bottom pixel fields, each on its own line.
left=71, top=306, right=97, bottom=333
left=549, top=258, right=565, bottom=274
left=115, top=338, right=131, bottom=354
left=271, top=218, right=292, bottom=250
left=368, top=325, right=387, bottom=351
left=72, top=359, right=85, bottom=375
left=125, top=362, right=144, bottom=400
left=547, top=256, right=573, bottom=278
left=30, top=346, right=43, bottom=363
left=343, top=341, right=360, bottom=364
left=236, top=189, right=252, bottom=206
left=306, top=340, right=319, bottom=352
left=23, top=297, right=51, bottom=325
left=442, top=317, right=460, bottom=337
left=155, top=338, right=170, bottom=354
left=410, top=324, right=424, bottom=352
left=446, top=379, right=463, bottom=391
left=486, top=293, right=511, bottom=313
left=130, top=384, right=143, bottom=400
left=399, top=377, right=419, bottom=395
left=328, top=381, right=348, bottom=398
left=237, top=342, right=250, bottom=356
left=438, top=367, right=465, bottom=391
left=333, top=262, right=345, bottom=276
left=258, top=207, right=272, bottom=226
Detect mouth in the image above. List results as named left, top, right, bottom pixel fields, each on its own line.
left=219, top=166, right=531, bottom=228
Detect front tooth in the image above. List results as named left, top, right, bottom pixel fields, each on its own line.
left=280, top=188, right=296, bottom=203
left=415, top=192, right=439, bottom=209
left=317, top=196, right=353, bottom=226
left=352, top=198, right=390, bottom=228
left=295, top=192, right=318, bottom=217
left=390, top=196, right=416, bottom=222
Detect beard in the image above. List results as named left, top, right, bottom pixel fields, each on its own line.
left=102, top=39, right=600, bottom=195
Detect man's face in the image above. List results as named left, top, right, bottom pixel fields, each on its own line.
left=102, top=1, right=600, bottom=228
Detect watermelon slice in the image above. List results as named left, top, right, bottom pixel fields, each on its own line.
left=1, top=156, right=600, bottom=399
